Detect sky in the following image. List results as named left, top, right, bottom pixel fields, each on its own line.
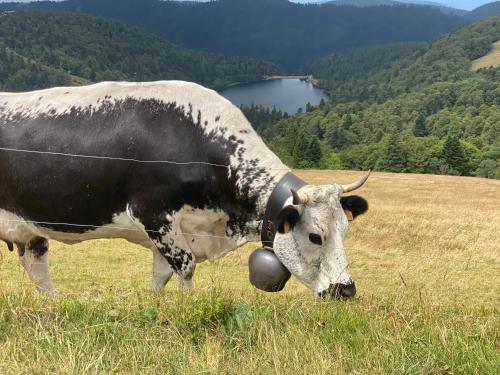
left=0, top=0, right=495, bottom=11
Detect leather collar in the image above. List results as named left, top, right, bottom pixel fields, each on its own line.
left=261, top=172, right=306, bottom=248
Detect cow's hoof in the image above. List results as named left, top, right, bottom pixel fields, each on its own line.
left=178, top=277, right=193, bottom=292
left=38, top=287, right=57, bottom=296
left=151, top=283, right=165, bottom=293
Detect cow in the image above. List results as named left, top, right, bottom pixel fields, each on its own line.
left=0, top=81, right=369, bottom=298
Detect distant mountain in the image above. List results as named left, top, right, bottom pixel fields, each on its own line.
left=398, top=1, right=469, bottom=15
left=0, top=12, right=280, bottom=92
left=399, top=1, right=449, bottom=7
left=324, top=0, right=398, bottom=6
left=0, top=0, right=465, bottom=71
left=324, top=0, right=468, bottom=15
left=308, top=0, right=490, bottom=11
left=466, top=1, right=500, bottom=20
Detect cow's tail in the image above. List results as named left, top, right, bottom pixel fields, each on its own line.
left=2, top=240, right=14, bottom=252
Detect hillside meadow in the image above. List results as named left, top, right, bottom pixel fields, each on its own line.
left=472, top=40, right=500, bottom=70
left=0, top=170, right=498, bottom=374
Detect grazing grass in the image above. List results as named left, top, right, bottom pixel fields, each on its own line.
left=0, top=171, right=499, bottom=374
left=471, top=40, right=500, bottom=70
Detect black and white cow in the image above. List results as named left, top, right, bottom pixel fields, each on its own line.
left=0, top=81, right=369, bottom=298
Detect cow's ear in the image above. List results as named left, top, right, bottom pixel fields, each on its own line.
left=274, top=205, right=301, bottom=234
left=341, top=195, right=368, bottom=220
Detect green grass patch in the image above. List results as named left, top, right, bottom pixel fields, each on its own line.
left=0, top=289, right=497, bottom=374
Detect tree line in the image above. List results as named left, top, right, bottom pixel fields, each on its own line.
left=0, top=12, right=280, bottom=92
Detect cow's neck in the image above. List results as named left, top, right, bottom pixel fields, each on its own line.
left=234, top=157, right=293, bottom=242
left=255, top=164, right=292, bottom=215
left=213, top=106, right=293, bottom=242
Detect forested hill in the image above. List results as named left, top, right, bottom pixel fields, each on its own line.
left=0, top=0, right=465, bottom=70
left=309, top=42, right=429, bottom=103
left=0, top=12, right=280, bottom=92
left=253, top=17, right=500, bottom=178
left=310, top=16, right=500, bottom=103
left=466, top=1, right=500, bottom=20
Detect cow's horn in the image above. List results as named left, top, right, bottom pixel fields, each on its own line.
left=291, top=188, right=309, bottom=205
left=341, top=171, right=371, bottom=193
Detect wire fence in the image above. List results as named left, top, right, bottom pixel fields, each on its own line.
left=0, top=145, right=498, bottom=267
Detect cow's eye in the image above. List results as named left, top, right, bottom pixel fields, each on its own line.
left=308, top=233, right=323, bottom=246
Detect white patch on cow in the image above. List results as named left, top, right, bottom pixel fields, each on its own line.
left=0, top=209, right=42, bottom=243
left=42, top=211, right=152, bottom=247
left=0, top=81, right=289, bottom=209
left=164, top=205, right=254, bottom=262
left=0, top=208, right=151, bottom=247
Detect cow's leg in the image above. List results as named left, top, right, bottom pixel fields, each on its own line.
left=19, top=237, right=55, bottom=295
left=127, top=203, right=196, bottom=292
left=148, top=232, right=196, bottom=292
left=151, top=246, right=174, bottom=292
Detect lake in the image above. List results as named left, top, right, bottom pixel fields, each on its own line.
left=221, top=78, right=328, bottom=115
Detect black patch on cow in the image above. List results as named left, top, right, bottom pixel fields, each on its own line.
left=17, top=243, right=25, bottom=257
left=340, top=195, right=369, bottom=218
left=151, top=232, right=193, bottom=274
left=274, top=205, right=301, bottom=234
left=0, top=96, right=274, bottom=240
left=27, top=236, right=49, bottom=258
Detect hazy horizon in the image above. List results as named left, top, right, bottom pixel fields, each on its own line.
left=0, top=0, right=495, bottom=11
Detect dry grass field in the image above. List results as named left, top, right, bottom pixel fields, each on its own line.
left=472, top=40, right=500, bottom=71
left=0, top=170, right=498, bottom=374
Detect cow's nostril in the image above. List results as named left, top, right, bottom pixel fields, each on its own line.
left=340, top=282, right=356, bottom=298
left=321, top=283, right=356, bottom=299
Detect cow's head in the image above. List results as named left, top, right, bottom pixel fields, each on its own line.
left=272, top=174, right=369, bottom=299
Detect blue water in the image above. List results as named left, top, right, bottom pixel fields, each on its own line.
left=221, top=78, right=328, bottom=115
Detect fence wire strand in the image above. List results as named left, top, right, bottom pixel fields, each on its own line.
left=0, top=146, right=293, bottom=171
left=0, top=219, right=231, bottom=240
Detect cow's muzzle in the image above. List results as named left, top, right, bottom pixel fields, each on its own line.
left=319, top=282, right=356, bottom=299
